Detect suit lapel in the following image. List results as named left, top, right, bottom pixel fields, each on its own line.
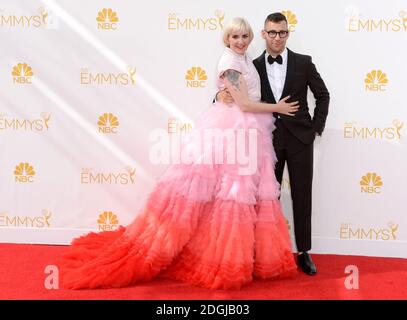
left=255, top=50, right=276, bottom=104
left=280, top=48, right=296, bottom=100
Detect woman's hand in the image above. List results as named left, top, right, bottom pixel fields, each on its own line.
left=275, top=96, right=299, bottom=116
left=216, top=89, right=234, bottom=106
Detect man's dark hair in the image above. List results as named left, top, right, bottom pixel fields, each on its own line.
left=264, top=12, right=288, bottom=26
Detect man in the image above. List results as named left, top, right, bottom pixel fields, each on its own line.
left=217, top=13, right=330, bottom=275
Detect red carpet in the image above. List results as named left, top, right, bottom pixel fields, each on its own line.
left=0, top=243, right=406, bottom=300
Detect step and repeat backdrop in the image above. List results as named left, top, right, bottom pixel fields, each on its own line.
left=0, top=0, right=406, bottom=258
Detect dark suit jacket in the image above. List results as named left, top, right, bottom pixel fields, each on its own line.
left=253, top=48, right=330, bottom=144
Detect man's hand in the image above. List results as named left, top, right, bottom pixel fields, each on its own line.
left=216, top=89, right=234, bottom=106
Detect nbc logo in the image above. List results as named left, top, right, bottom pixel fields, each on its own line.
left=281, top=10, right=297, bottom=32
left=96, top=8, right=118, bottom=30
left=98, top=113, right=119, bottom=133
left=14, top=162, right=36, bottom=183
left=185, top=67, right=207, bottom=88
left=97, top=211, right=119, bottom=231
left=12, top=63, right=33, bottom=84
left=360, top=172, right=383, bottom=194
left=365, top=70, right=388, bottom=92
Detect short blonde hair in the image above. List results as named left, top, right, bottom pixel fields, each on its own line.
left=222, top=17, right=254, bottom=47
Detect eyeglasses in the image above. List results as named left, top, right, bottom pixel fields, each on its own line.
left=265, top=30, right=289, bottom=38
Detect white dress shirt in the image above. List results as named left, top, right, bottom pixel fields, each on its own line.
left=265, top=48, right=288, bottom=102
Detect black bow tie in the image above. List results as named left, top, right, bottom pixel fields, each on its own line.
left=267, top=54, right=283, bottom=65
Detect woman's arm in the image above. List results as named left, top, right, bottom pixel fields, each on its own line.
left=222, top=69, right=299, bottom=115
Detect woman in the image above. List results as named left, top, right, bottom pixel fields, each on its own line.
left=60, top=17, right=298, bottom=290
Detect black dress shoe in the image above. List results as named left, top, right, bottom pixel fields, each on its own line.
left=297, top=252, right=317, bottom=275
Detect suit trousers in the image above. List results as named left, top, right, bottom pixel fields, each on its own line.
left=273, top=118, right=313, bottom=252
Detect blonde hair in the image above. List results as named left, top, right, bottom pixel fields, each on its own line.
left=222, top=17, right=254, bottom=47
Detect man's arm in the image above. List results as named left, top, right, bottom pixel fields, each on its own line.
left=307, top=59, right=330, bottom=136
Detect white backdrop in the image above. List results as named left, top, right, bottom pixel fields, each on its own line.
left=0, top=0, right=406, bottom=258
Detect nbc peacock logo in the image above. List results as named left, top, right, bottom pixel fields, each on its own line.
left=281, top=10, right=298, bottom=32
left=96, top=8, right=119, bottom=30
left=14, top=162, right=36, bottom=183
left=98, top=113, right=119, bottom=134
left=12, top=63, right=33, bottom=84
left=365, top=70, right=388, bottom=92
left=97, top=211, right=119, bottom=231
left=360, top=172, right=383, bottom=194
left=185, top=67, right=208, bottom=88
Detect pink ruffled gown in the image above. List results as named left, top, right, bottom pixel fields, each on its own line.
left=60, top=47, right=297, bottom=290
